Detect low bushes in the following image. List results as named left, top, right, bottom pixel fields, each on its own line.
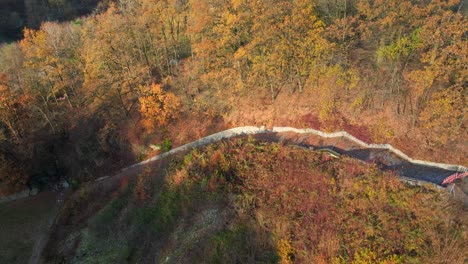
left=49, top=138, right=467, bottom=263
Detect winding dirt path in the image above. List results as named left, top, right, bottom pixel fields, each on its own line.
left=28, top=190, right=67, bottom=264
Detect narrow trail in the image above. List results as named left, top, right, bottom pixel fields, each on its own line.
left=28, top=190, right=67, bottom=264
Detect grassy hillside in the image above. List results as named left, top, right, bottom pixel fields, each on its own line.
left=41, top=139, right=467, bottom=263
left=0, top=192, right=58, bottom=264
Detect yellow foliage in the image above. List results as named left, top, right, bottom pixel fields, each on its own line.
left=332, top=248, right=400, bottom=264
left=277, top=239, right=294, bottom=264
left=419, top=87, right=465, bottom=145
left=138, top=83, right=180, bottom=130
left=369, top=118, right=395, bottom=142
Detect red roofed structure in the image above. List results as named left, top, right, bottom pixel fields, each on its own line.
left=441, top=171, right=468, bottom=186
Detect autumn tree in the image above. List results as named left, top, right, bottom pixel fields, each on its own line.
left=0, top=73, right=29, bottom=195
left=0, top=43, right=24, bottom=91
left=185, top=0, right=248, bottom=93
left=18, top=22, right=85, bottom=134
left=315, top=0, right=354, bottom=23
left=0, top=74, right=31, bottom=141
left=83, top=0, right=189, bottom=118
left=21, top=22, right=84, bottom=106
left=324, top=0, right=465, bottom=119
left=407, top=9, right=467, bottom=145
left=82, top=3, right=146, bottom=118
left=188, top=0, right=337, bottom=100
left=418, top=87, right=465, bottom=145
left=138, top=83, right=180, bottom=131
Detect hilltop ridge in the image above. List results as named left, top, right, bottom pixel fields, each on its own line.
left=39, top=138, right=467, bottom=263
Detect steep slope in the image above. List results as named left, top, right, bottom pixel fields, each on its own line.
left=40, top=138, right=467, bottom=263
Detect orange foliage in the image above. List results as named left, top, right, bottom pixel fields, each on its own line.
left=138, top=83, right=181, bottom=131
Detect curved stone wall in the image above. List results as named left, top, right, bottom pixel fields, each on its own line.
left=122, top=126, right=467, bottom=186
left=4, top=126, right=466, bottom=203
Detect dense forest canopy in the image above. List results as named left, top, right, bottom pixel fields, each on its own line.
left=0, top=0, right=466, bottom=195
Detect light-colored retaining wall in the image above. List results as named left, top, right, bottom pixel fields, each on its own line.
left=271, top=127, right=467, bottom=172
left=122, top=126, right=265, bottom=170
left=120, top=126, right=467, bottom=186
left=3, top=126, right=466, bottom=202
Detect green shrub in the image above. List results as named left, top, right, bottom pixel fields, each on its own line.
left=90, top=194, right=129, bottom=237
left=70, top=178, right=80, bottom=189
left=207, top=224, right=279, bottom=264
left=163, top=138, right=172, bottom=152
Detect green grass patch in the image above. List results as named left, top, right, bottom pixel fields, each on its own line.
left=0, top=192, right=58, bottom=264
left=207, top=224, right=279, bottom=264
